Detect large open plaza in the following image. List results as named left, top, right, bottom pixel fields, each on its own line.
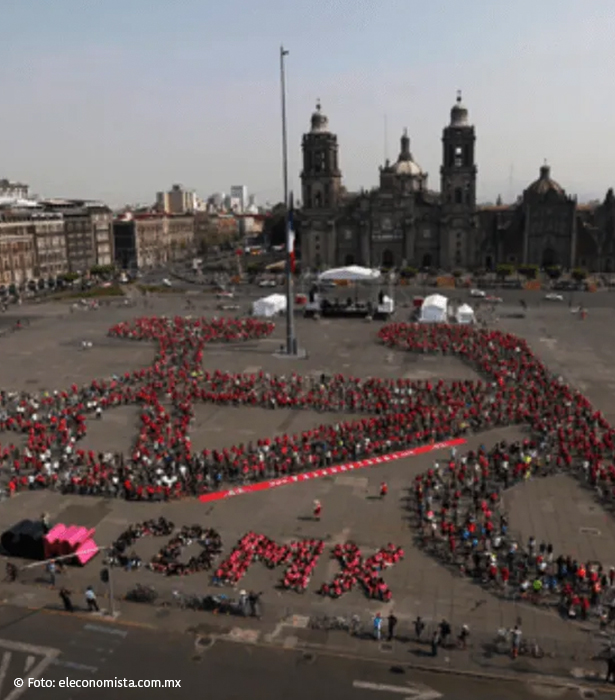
left=0, top=285, right=613, bottom=695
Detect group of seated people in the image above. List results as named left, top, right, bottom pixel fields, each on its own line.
left=149, top=524, right=223, bottom=577
left=213, top=532, right=324, bottom=593
left=318, top=542, right=404, bottom=601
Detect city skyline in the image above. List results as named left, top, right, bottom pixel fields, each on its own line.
left=2, top=0, right=614, bottom=206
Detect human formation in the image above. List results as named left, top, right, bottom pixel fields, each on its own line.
left=380, top=323, right=615, bottom=621
left=1, top=316, right=503, bottom=498
left=318, top=542, right=404, bottom=601
left=213, top=532, right=325, bottom=592
left=1, top=315, right=615, bottom=616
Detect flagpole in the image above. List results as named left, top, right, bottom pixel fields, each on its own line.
left=280, top=45, right=296, bottom=355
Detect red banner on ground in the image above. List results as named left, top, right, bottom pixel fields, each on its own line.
left=198, top=437, right=466, bottom=504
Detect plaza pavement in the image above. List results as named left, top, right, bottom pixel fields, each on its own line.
left=0, top=288, right=614, bottom=682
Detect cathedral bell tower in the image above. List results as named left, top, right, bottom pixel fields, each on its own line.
left=301, top=101, right=342, bottom=213
left=440, top=91, right=477, bottom=269
left=300, top=101, right=343, bottom=270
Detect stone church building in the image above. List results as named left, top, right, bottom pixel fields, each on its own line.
left=299, top=94, right=615, bottom=272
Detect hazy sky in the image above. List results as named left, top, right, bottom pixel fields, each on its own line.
left=3, top=0, right=614, bottom=206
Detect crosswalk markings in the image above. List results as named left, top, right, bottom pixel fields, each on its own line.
left=0, top=653, right=11, bottom=699
left=0, top=639, right=59, bottom=700
left=51, top=659, right=98, bottom=674
left=83, top=624, right=128, bottom=638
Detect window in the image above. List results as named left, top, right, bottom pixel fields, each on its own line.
left=454, top=146, right=463, bottom=167
left=454, top=188, right=463, bottom=204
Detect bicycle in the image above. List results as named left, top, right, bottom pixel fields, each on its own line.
left=519, top=639, right=544, bottom=658
left=126, top=584, right=158, bottom=604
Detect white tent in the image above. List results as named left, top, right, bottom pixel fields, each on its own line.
left=318, top=265, right=381, bottom=282
left=420, top=294, right=448, bottom=323
left=252, top=293, right=287, bottom=317
left=455, top=303, right=475, bottom=325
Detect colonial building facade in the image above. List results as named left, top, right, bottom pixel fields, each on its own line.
left=113, top=213, right=195, bottom=271
left=300, top=95, right=615, bottom=272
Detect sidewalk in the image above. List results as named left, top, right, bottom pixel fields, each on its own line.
left=0, top=577, right=609, bottom=688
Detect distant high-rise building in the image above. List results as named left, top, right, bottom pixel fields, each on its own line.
left=230, top=185, right=248, bottom=212
left=0, top=179, right=29, bottom=200
left=156, top=184, right=195, bottom=214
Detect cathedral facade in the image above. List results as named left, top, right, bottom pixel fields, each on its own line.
left=299, top=94, right=615, bottom=273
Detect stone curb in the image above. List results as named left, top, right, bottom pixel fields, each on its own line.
left=2, top=585, right=608, bottom=691
left=249, top=635, right=613, bottom=694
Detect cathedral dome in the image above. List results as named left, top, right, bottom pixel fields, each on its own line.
left=391, top=159, right=423, bottom=176
left=310, top=100, right=329, bottom=133
left=391, top=129, right=423, bottom=176
left=450, top=91, right=469, bottom=127
left=527, top=163, right=565, bottom=197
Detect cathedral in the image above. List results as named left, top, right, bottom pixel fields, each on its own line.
left=299, top=93, right=615, bottom=273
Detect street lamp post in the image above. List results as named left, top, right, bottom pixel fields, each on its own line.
left=280, top=45, right=296, bottom=355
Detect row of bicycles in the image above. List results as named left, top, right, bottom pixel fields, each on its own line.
left=125, top=584, right=245, bottom=616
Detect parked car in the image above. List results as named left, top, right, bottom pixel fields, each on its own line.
left=258, top=279, right=277, bottom=288
left=470, top=288, right=486, bottom=298
left=162, top=278, right=172, bottom=287
left=216, top=291, right=234, bottom=299
left=485, top=295, right=503, bottom=303
left=545, top=293, right=564, bottom=301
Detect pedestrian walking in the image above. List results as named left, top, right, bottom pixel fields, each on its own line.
left=373, top=613, right=383, bottom=641
left=387, top=612, right=398, bottom=641
left=5, top=562, right=16, bottom=582
left=380, top=482, right=388, bottom=498
left=511, top=625, right=522, bottom=659
left=457, top=624, right=470, bottom=649
left=85, top=586, right=99, bottom=612
left=248, top=591, right=262, bottom=619
left=606, top=655, right=615, bottom=684
left=431, top=629, right=440, bottom=657
left=313, top=500, right=322, bottom=520
left=414, top=615, right=425, bottom=641
left=59, top=588, right=74, bottom=613
left=439, top=619, right=451, bottom=647
left=238, top=590, right=248, bottom=616
left=46, top=560, right=56, bottom=587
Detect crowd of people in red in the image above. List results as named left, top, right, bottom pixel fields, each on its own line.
left=213, top=532, right=324, bottom=592
left=1, top=316, right=612, bottom=508
left=318, top=542, right=404, bottom=601
left=380, top=323, right=615, bottom=623
left=4, top=312, right=613, bottom=616
left=1, top=316, right=510, bottom=500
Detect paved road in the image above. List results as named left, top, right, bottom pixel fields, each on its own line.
left=0, top=606, right=603, bottom=700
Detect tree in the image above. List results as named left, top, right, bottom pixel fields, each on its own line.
left=572, top=267, right=588, bottom=282
left=90, top=264, right=114, bottom=276
left=400, top=267, right=417, bottom=279
left=262, top=203, right=302, bottom=248
left=452, top=269, right=462, bottom=278
left=546, top=265, right=562, bottom=280
left=496, top=263, right=514, bottom=280
left=517, top=264, right=538, bottom=280
left=262, top=203, right=286, bottom=247
left=61, top=272, right=80, bottom=282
